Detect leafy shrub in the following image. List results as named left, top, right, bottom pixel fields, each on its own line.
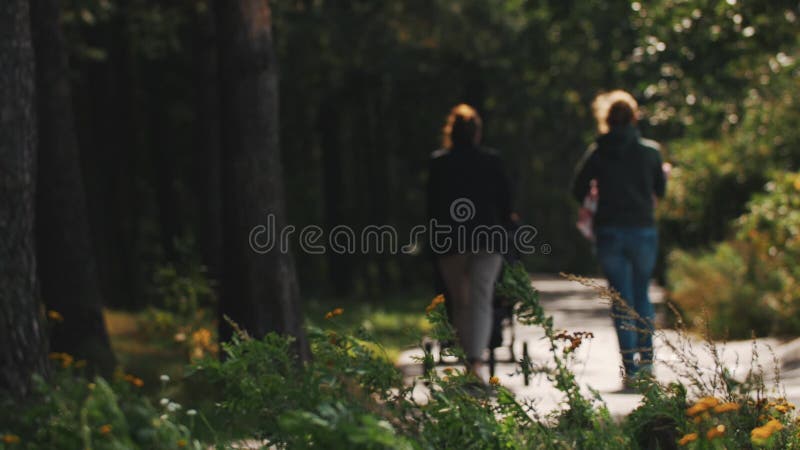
left=668, top=172, right=800, bottom=338
left=0, top=368, right=200, bottom=449
left=4, top=265, right=799, bottom=449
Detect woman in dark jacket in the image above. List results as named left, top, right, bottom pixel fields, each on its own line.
left=427, top=104, right=513, bottom=381
left=572, top=90, right=667, bottom=387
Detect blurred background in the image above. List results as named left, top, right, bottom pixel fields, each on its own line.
left=43, top=0, right=800, bottom=364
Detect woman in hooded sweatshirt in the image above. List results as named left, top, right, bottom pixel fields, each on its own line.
left=571, top=90, right=667, bottom=388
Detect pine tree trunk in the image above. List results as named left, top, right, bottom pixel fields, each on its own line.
left=319, top=93, right=353, bottom=296
left=30, top=0, right=115, bottom=375
left=193, top=5, right=222, bottom=284
left=0, top=0, right=49, bottom=396
left=215, top=0, right=309, bottom=360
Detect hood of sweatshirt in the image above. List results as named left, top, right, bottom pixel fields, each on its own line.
left=596, top=125, right=640, bottom=159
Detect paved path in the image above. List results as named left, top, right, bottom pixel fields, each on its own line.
left=397, top=274, right=800, bottom=417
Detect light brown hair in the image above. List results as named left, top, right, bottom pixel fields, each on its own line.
left=592, top=90, right=639, bottom=134
left=442, top=103, right=483, bottom=149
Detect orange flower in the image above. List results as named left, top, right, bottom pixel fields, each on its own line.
left=324, top=308, right=344, bottom=320
left=48, top=352, right=74, bottom=368
left=706, top=424, right=725, bottom=440
left=2, top=434, right=21, bottom=444
left=124, top=374, right=144, bottom=387
left=426, top=294, right=446, bottom=314
left=177, top=439, right=187, bottom=447
left=697, top=397, right=720, bottom=408
left=713, top=402, right=740, bottom=414
left=47, top=310, right=64, bottom=322
left=686, top=403, right=709, bottom=417
left=489, top=376, right=500, bottom=386
left=192, top=328, right=212, bottom=348
left=99, top=424, right=112, bottom=435
left=751, top=419, right=784, bottom=444
left=678, top=433, right=698, bottom=446
left=686, top=397, right=719, bottom=416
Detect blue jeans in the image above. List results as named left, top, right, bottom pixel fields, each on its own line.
left=595, top=226, right=658, bottom=377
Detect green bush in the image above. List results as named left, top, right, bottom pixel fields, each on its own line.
left=4, top=265, right=799, bottom=449
left=0, top=369, right=200, bottom=449
left=668, top=172, right=800, bottom=338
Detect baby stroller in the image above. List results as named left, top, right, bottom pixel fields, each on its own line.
left=486, top=225, right=531, bottom=379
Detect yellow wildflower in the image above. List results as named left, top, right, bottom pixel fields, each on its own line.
left=678, top=433, right=698, bottom=446
left=489, top=376, right=500, bottom=386
left=2, top=434, right=20, bottom=444
left=706, top=424, right=725, bottom=440
left=99, top=424, right=112, bottom=435
left=425, top=294, right=446, bottom=314
left=686, top=397, right=719, bottom=416
left=324, top=308, right=344, bottom=319
left=686, top=403, right=709, bottom=417
left=124, top=374, right=144, bottom=388
left=192, top=328, right=212, bottom=348
left=751, top=419, right=784, bottom=444
left=48, top=352, right=74, bottom=368
left=47, top=310, right=64, bottom=322
left=698, top=397, right=720, bottom=408
left=713, top=402, right=740, bottom=414
left=766, top=419, right=784, bottom=432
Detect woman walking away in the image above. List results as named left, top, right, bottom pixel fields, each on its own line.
left=427, top=104, right=513, bottom=383
left=571, top=90, right=667, bottom=388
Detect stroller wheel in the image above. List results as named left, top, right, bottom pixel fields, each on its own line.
left=522, top=342, right=531, bottom=386
left=423, top=342, right=434, bottom=378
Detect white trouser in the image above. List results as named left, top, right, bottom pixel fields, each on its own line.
left=437, top=252, right=503, bottom=361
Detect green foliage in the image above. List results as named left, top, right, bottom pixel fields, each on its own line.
left=0, top=369, right=199, bottom=449
left=6, top=265, right=800, bottom=449
left=669, top=171, right=800, bottom=338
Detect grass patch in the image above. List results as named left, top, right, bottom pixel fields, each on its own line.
left=303, top=291, right=434, bottom=362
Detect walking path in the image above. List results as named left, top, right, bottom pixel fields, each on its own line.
left=397, top=274, right=800, bottom=417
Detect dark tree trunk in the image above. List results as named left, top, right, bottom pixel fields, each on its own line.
left=193, top=6, right=222, bottom=283
left=30, top=0, right=115, bottom=375
left=318, top=93, right=352, bottom=296
left=0, top=0, right=49, bottom=396
left=215, top=0, right=309, bottom=360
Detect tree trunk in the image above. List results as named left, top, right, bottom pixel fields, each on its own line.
left=0, top=0, right=49, bottom=395
left=193, top=5, right=222, bottom=284
left=30, top=0, right=115, bottom=375
left=319, top=93, right=352, bottom=296
left=215, top=0, right=309, bottom=360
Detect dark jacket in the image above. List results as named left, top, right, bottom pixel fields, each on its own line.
left=426, top=144, right=512, bottom=254
left=571, top=125, right=666, bottom=228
